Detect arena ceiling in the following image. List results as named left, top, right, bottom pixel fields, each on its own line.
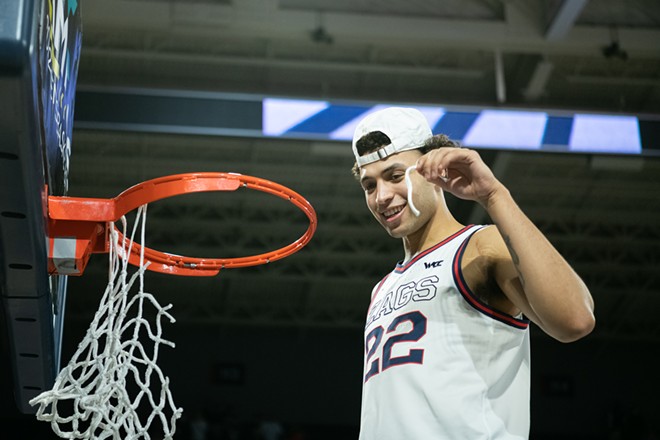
left=64, top=0, right=660, bottom=345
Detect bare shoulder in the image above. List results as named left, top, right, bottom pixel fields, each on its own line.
left=461, top=225, right=512, bottom=281
left=466, top=225, right=510, bottom=261
left=459, top=226, right=506, bottom=285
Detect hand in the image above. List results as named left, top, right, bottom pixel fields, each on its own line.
left=415, top=147, right=504, bottom=206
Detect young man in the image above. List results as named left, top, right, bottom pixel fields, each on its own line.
left=352, top=107, right=595, bottom=439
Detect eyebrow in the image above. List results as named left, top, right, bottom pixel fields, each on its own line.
left=360, top=162, right=407, bottom=184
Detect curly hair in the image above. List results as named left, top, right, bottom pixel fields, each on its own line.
left=351, top=132, right=461, bottom=178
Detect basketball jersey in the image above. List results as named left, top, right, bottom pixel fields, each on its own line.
left=359, top=225, right=531, bottom=440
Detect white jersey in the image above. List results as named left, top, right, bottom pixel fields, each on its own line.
left=359, top=225, right=531, bottom=440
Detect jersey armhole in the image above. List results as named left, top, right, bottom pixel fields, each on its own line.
left=451, top=227, right=530, bottom=330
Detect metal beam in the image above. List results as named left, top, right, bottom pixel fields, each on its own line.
left=494, top=49, right=507, bottom=104
left=523, top=59, right=554, bottom=101
left=545, top=0, right=589, bottom=40
left=81, top=48, right=485, bottom=79
left=81, top=0, right=660, bottom=56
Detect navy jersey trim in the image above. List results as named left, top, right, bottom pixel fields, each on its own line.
left=452, top=228, right=530, bottom=330
left=394, top=225, right=474, bottom=274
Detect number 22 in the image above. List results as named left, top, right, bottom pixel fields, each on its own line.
left=364, top=311, right=427, bottom=382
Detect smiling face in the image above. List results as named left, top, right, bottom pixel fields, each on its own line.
left=359, top=150, right=440, bottom=239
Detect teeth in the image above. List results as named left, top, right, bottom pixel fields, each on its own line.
left=383, top=206, right=403, bottom=217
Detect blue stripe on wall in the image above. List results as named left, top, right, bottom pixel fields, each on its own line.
left=287, top=105, right=369, bottom=134
left=542, top=116, right=573, bottom=146
left=433, top=112, right=480, bottom=140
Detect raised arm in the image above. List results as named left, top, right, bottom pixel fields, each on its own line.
left=416, top=148, right=595, bottom=342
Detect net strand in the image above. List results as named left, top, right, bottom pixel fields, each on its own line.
left=30, top=205, right=183, bottom=439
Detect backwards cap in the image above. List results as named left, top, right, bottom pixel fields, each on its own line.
left=351, top=107, right=432, bottom=167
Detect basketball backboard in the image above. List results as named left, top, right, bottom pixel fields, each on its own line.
left=0, top=0, right=81, bottom=414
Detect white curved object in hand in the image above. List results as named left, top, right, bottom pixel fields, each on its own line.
left=405, top=165, right=420, bottom=217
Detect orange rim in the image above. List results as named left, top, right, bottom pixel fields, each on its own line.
left=49, top=172, right=317, bottom=276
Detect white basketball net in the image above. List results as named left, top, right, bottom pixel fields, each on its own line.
left=30, top=205, right=183, bottom=439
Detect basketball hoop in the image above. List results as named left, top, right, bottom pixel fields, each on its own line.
left=31, top=172, right=317, bottom=439
left=47, top=172, right=317, bottom=276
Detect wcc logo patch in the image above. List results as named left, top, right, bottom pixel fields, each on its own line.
left=424, top=260, right=444, bottom=269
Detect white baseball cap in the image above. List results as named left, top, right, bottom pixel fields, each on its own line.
left=351, top=107, right=432, bottom=166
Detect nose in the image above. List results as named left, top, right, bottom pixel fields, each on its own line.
left=374, top=181, right=394, bottom=209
